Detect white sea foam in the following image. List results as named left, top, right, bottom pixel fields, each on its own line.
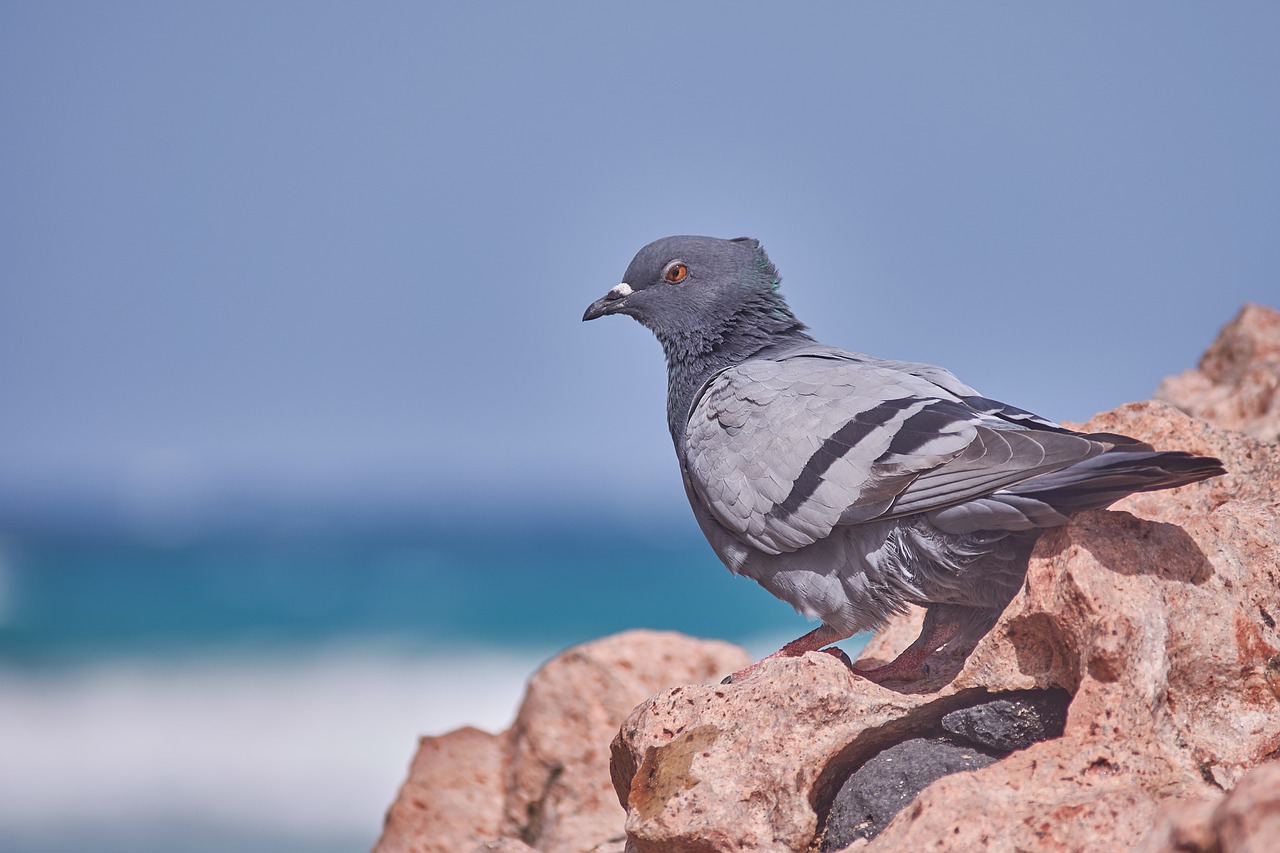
left=0, top=647, right=553, bottom=847
left=0, top=632, right=871, bottom=851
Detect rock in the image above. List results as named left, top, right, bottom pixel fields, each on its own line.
left=501, top=631, right=748, bottom=853
left=1157, top=303, right=1280, bottom=443
left=939, top=691, right=1069, bottom=754
left=1138, top=796, right=1220, bottom=853
left=1209, top=761, right=1280, bottom=853
left=373, top=630, right=748, bottom=853
left=470, top=841, right=541, bottom=853
left=821, top=738, right=998, bottom=850
left=1139, top=761, right=1280, bottom=853
left=375, top=726, right=508, bottom=853
left=611, top=654, right=920, bottom=853
left=469, top=838, right=624, bottom=853
left=610, top=400, right=1280, bottom=852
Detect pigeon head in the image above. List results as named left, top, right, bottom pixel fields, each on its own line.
left=582, top=235, right=810, bottom=366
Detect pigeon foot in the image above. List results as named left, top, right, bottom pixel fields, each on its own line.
left=853, top=604, right=966, bottom=684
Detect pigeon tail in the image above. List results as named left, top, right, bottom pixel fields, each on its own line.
left=1003, top=449, right=1226, bottom=512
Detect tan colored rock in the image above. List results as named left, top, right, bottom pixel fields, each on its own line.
left=1140, top=762, right=1280, bottom=853
left=611, top=402, right=1280, bottom=852
left=375, top=726, right=509, bottom=853
left=502, top=630, right=748, bottom=853
left=470, top=841, right=541, bottom=853
left=468, top=835, right=624, bottom=853
left=1138, top=795, right=1219, bottom=853
left=373, top=630, right=749, bottom=853
left=1156, top=302, right=1280, bottom=443
left=612, top=654, right=927, bottom=853
left=1211, top=761, right=1280, bottom=853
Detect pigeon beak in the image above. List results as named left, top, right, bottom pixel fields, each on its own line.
left=582, top=283, right=633, bottom=321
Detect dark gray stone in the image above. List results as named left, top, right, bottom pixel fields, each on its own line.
left=820, top=738, right=997, bottom=850
left=940, top=690, right=1069, bottom=753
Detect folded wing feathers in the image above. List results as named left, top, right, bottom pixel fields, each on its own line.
left=684, top=351, right=1145, bottom=555
left=688, top=361, right=963, bottom=552
left=886, top=427, right=1104, bottom=517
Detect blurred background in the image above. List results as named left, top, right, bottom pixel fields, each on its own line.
left=1, top=3, right=1277, bottom=851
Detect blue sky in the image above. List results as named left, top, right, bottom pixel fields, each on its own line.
left=2, top=2, right=1277, bottom=532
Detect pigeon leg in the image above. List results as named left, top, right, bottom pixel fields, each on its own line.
left=852, top=604, right=965, bottom=684
left=722, top=624, right=853, bottom=684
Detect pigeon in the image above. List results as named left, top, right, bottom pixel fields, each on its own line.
left=583, top=235, right=1225, bottom=684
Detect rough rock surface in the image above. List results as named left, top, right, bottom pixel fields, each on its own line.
left=375, top=726, right=509, bottom=853
left=1211, top=764, right=1280, bottom=853
left=471, top=841, right=542, bottom=853
left=373, top=630, right=748, bottom=853
left=1139, top=761, right=1280, bottom=853
left=1157, top=303, right=1280, bottom=443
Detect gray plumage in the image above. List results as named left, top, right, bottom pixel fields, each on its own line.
left=583, top=235, right=1225, bottom=682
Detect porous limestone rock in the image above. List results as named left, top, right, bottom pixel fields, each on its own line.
left=500, top=631, right=747, bottom=853
left=373, top=630, right=748, bottom=853
left=1157, top=302, right=1280, bottom=444
left=375, top=726, right=509, bottom=853
left=1139, top=761, right=1280, bottom=853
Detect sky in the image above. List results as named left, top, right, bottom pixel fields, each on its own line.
left=2, top=2, right=1278, bottom=534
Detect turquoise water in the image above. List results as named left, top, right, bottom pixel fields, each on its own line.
left=0, top=517, right=850, bottom=853
left=0, top=521, right=802, bottom=666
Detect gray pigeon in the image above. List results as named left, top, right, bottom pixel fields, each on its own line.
left=583, top=235, right=1225, bottom=683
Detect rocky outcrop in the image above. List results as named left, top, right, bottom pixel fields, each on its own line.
left=373, top=631, right=747, bottom=853
left=609, top=398, right=1279, bottom=852
left=376, top=304, right=1280, bottom=853
left=375, top=726, right=510, bottom=853
left=1157, top=303, right=1280, bottom=443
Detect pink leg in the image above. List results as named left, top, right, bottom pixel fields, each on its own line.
left=852, top=606, right=964, bottom=684
left=722, top=625, right=853, bottom=684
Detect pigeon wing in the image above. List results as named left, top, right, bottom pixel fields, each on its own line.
left=777, top=343, right=1073, bottom=433
left=683, top=353, right=1105, bottom=555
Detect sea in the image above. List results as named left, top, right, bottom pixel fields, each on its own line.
left=0, top=512, right=868, bottom=853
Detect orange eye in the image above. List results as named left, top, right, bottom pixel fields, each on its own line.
left=664, top=262, right=688, bottom=283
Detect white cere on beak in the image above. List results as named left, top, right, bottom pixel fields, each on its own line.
left=608, top=283, right=633, bottom=299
